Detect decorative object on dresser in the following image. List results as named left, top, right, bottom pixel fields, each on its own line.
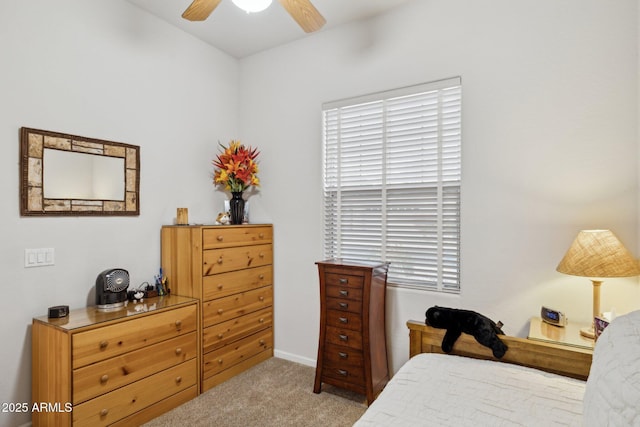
left=556, top=229, right=640, bottom=339
left=314, top=259, right=390, bottom=405
left=32, top=295, right=199, bottom=427
left=176, top=208, right=189, bottom=225
left=161, top=224, right=273, bottom=392
left=212, top=140, right=260, bottom=225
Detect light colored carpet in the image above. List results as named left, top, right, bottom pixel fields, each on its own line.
left=143, top=358, right=367, bottom=427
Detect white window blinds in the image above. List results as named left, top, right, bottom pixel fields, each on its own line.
left=322, top=77, right=462, bottom=293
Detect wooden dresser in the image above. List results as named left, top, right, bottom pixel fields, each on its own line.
left=161, top=224, right=273, bottom=392
left=313, top=259, right=390, bottom=405
left=32, top=295, right=199, bottom=427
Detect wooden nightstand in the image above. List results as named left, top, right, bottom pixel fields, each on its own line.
left=528, top=317, right=595, bottom=350
left=527, top=317, right=594, bottom=379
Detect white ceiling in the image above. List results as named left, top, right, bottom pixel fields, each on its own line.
left=127, top=0, right=412, bottom=58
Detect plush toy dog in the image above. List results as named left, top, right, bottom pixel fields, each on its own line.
left=425, top=306, right=508, bottom=359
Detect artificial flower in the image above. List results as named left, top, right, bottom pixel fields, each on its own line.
left=213, top=140, right=260, bottom=193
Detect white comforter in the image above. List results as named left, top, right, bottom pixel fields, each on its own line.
left=583, top=310, right=640, bottom=427
left=353, top=353, right=586, bottom=426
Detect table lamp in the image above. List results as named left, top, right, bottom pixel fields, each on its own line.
left=556, top=229, right=640, bottom=339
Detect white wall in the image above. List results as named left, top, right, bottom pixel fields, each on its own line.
left=239, top=0, right=639, bottom=372
left=0, top=1, right=239, bottom=425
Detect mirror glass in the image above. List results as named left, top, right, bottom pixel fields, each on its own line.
left=20, top=127, right=140, bottom=216
left=43, top=149, right=125, bottom=200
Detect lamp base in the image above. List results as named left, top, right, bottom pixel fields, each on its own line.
left=580, top=326, right=596, bottom=339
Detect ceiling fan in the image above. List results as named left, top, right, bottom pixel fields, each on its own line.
left=182, top=0, right=326, bottom=33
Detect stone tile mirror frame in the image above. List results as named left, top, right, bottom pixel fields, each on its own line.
left=20, top=127, right=140, bottom=216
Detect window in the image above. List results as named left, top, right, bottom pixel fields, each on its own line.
left=321, top=77, right=462, bottom=293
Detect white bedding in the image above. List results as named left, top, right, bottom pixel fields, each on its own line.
left=353, top=353, right=586, bottom=427
left=583, top=310, right=640, bottom=427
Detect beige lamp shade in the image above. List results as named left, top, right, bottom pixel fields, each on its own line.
left=556, top=230, right=640, bottom=278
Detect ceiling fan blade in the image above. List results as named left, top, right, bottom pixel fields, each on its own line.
left=182, top=0, right=222, bottom=21
left=278, top=0, right=326, bottom=33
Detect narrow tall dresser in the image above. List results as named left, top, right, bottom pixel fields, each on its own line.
left=161, top=224, right=273, bottom=392
left=32, top=295, right=199, bottom=427
left=313, top=259, right=390, bottom=405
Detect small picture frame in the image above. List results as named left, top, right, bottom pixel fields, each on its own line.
left=223, top=200, right=249, bottom=223
left=594, top=316, right=610, bottom=339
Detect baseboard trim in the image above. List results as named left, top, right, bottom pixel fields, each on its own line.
left=274, top=349, right=316, bottom=367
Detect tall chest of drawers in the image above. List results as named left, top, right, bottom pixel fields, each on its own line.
left=32, top=295, right=199, bottom=427
left=161, top=224, right=273, bottom=392
left=313, top=259, right=390, bottom=405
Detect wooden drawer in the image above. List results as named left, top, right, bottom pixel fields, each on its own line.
left=203, top=244, right=272, bottom=276
left=202, top=265, right=272, bottom=301
left=326, top=285, right=363, bottom=301
left=109, top=387, right=197, bottom=427
left=323, top=344, right=363, bottom=368
left=326, top=297, right=362, bottom=314
left=326, top=310, right=362, bottom=331
left=72, top=305, right=197, bottom=368
left=203, top=285, right=272, bottom=328
left=203, top=307, right=272, bottom=353
left=73, top=332, right=196, bottom=404
left=322, top=359, right=365, bottom=386
left=325, top=272, right=364, bottom=288
left=202, top=329, right=272, bottom=379
left=203, top=226, right=272, bottom=249
left=325, top=326, right=363, bottom=350
left=72, top=359, right=197, bottom=427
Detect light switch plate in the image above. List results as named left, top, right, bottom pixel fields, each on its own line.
left=25, top=248, right=55, bottom=267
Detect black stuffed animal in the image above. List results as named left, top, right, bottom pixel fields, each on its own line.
left=425, top=306, right=508, bottom=359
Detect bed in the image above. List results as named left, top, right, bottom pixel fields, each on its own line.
left=354, top=310, right=640, bottom=426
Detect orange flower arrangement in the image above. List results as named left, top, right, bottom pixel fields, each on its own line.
left=213, top=140, right=260, bottom=193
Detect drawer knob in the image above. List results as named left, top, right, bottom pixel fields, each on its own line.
left=339, top=290, right=348, bottom=297
left=339, top=334, right=348, bottom=341
left=217, top=257, right=223, bottom=264
left=259, top=318, right=264, bottom=323
left=259, top=339, right=265, bottom=346
left=339, top=317, right=348, bottom=324
left=339, top=352, right=348, bottom=359
left=99, top=341, right=108, bottom=350
left=217, top=284, right=224, bottom=290
left=175, top=320, right=182, bottom=330
left=259, top=274, right=265, bottom=280
left=217, top=235, right=224, bottom=242
left=217, top=309, right=224, bottom=315
left=217, top=333, right=224, bottom=339
left=259, top=296, right=265, bottom=302
left=338, top=369, right=348, bottom=377
left=218, top=359, right=224, bottom=364
left=175, top=376, right=182, bottom=384
left=175, top=348, right=182, bottom=355
left=100, top=409, right=109, bottom=417
left=259, top=253, right=265, bottom=258
left=100, top=374, right=109, bottom=383
left=259, top=233, right=264, bottom=238
left=339, top=302, right=348, bottom=309
left=339, top=278, right=348, bottom=284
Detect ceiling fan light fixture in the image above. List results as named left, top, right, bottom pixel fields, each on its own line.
left=232, top=0, right=272, bottom=13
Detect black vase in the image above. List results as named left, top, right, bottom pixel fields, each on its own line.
left=229, top=192, right=245, bottom=225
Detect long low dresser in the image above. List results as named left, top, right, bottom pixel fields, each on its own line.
left=32, top=295, right=199, bottom=427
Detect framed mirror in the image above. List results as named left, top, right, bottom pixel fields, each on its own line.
left=20, top=127, right=140, bottom=216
